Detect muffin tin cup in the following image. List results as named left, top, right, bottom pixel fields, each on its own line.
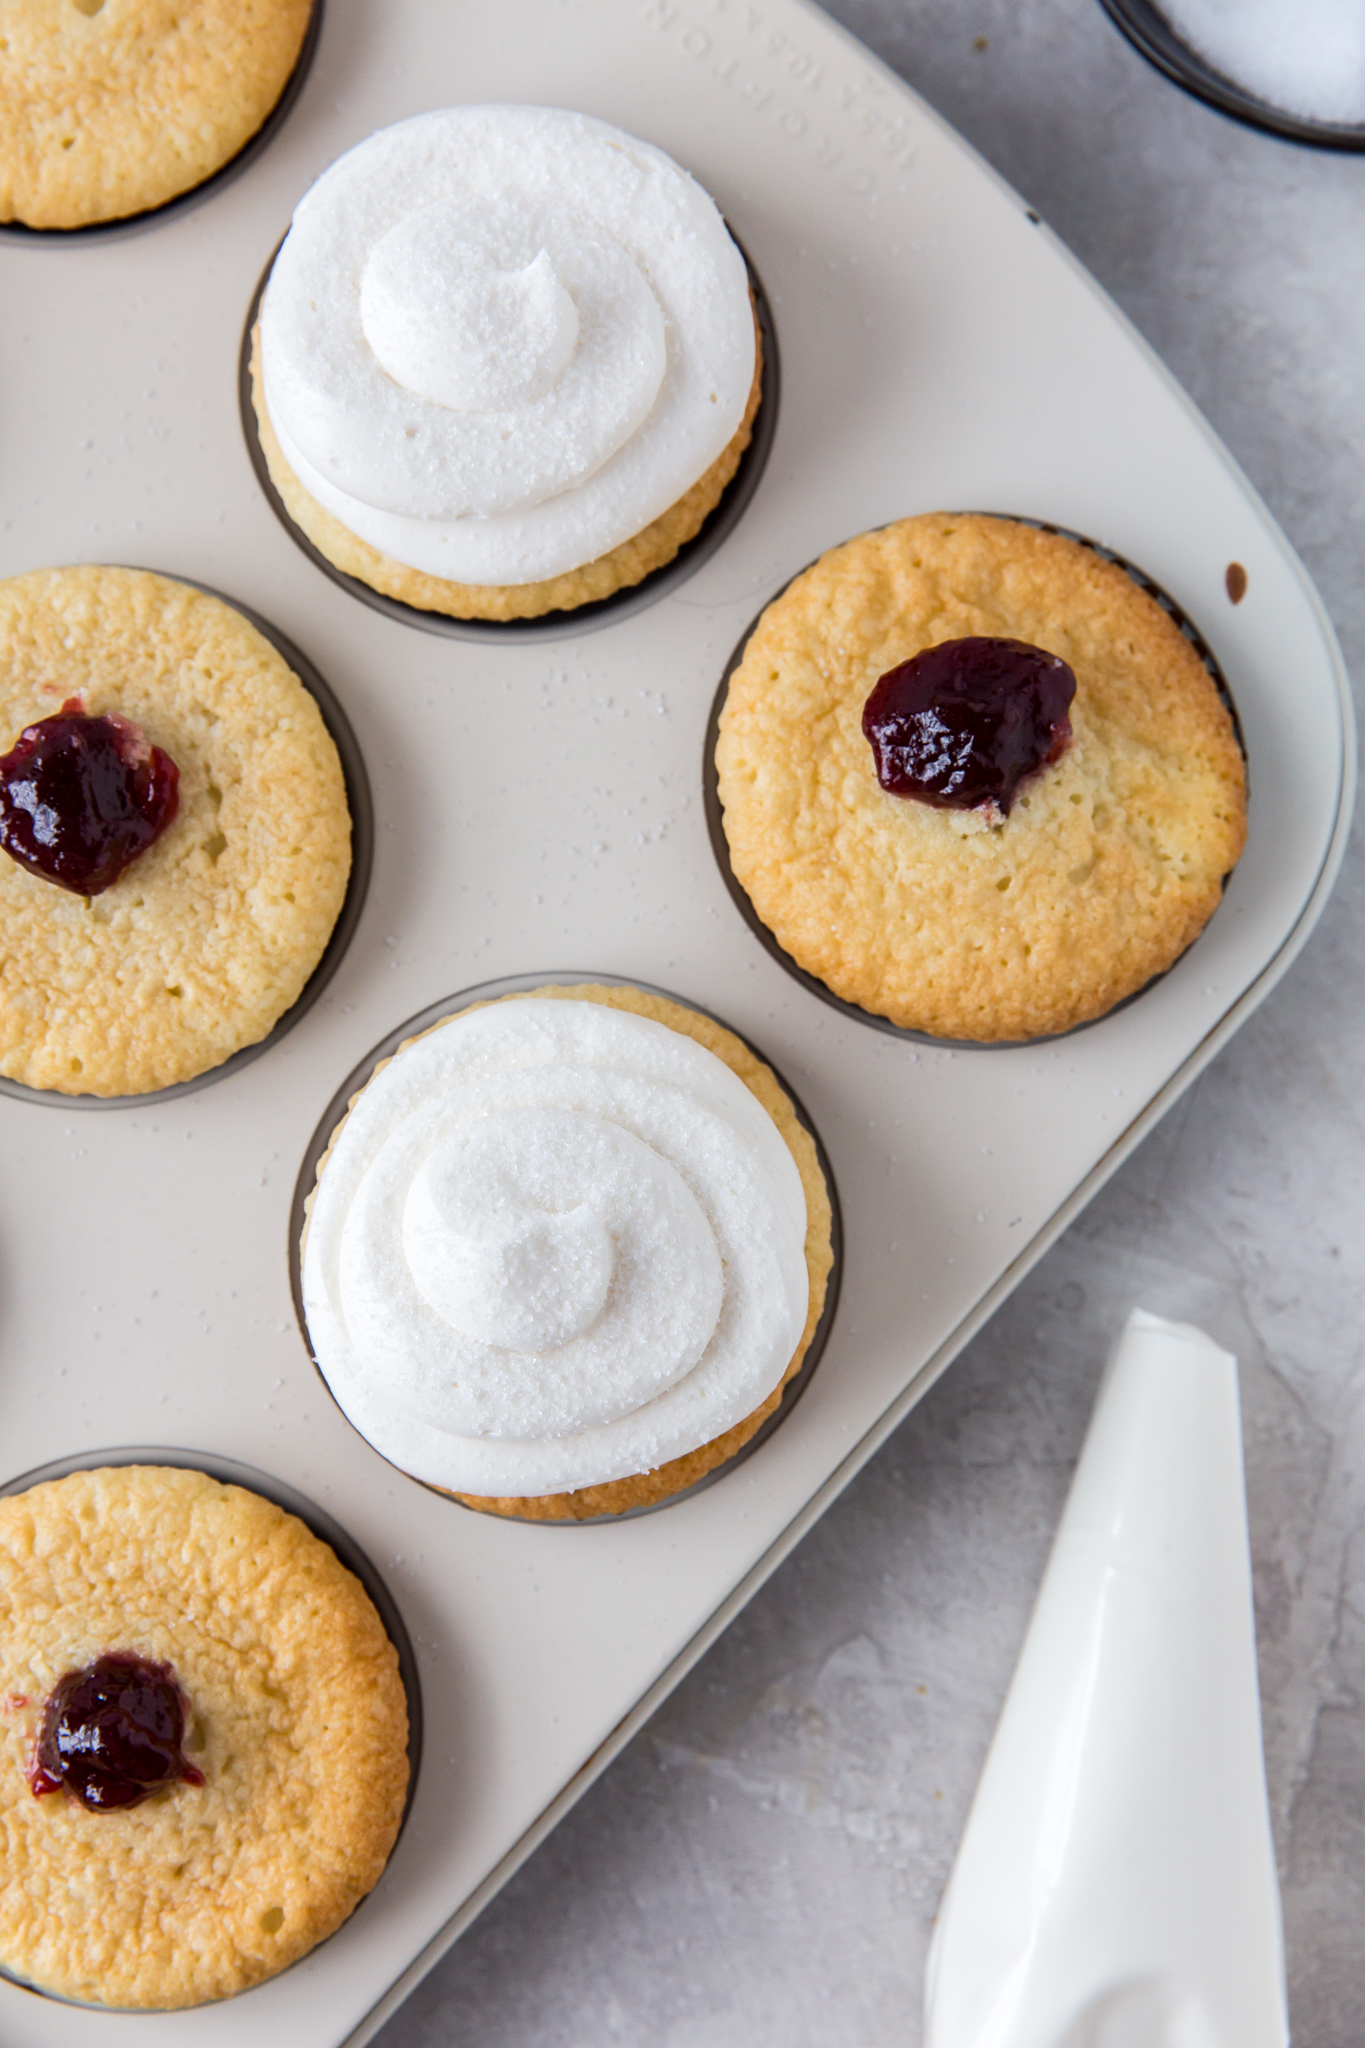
left=238, top=242, right=781, bottom=644
left=1098, top=0, right=1365, bottom=151
left=0, top=1442, right=422, bottom=2013
left=703, top=511, right=1246, bottom=1052
left=0, top=577, right=373, bottom=1112
left=0, top=0, right=325, bottom=247
left=287, top=971, right=844, bottom=1525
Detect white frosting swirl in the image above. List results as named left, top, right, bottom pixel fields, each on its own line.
left=260, top=108, right=756, bottom=586
left=302, top=1000, right=810, bottom=1495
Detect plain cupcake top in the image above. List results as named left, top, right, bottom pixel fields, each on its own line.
left=0, top=0, right=312, bottom=230
left=260, top=106, right=756, bottom=585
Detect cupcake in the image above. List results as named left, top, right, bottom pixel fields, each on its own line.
left=0, top=0, right=312, bottom=231
left=0, top=1465, right=409, bottom=2009
left=0, top=566, right=351, bottom=1096
left=715, top=514, right=1248, bottom=1042
left=250, top=106, right=763, bottom=622
left=301, top=984, right=835, bottom=1520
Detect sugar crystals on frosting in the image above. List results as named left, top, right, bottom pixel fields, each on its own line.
left=301, top=1000, right=809, bottom=1496
left=260, top=108, right=755, bottom=586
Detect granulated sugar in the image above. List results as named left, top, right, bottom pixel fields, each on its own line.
left=1161, top=0, right=1365, bottom=124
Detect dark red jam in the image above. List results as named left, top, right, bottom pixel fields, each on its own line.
left=0, top=696, right=179, bottom=896
left=29, top=1653, right=205, bottom=1812
left=862, top=637, right=1075, bottom=816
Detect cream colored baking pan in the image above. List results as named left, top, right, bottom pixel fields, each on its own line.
left=0, top=0, right=1351, bottom=2041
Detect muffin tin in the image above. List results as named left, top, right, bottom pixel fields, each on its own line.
left=0, top=0, right=1352, bottom=2042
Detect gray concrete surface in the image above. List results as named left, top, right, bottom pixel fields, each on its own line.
left=375, top=4, right=1365, bottom=2041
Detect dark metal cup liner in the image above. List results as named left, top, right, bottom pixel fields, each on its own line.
left=0, top=1440, right=422, bottom=2011
left=0, top=577, right=372, bottom=1111
left=239, top=239, right=780, bottom=643
left=1098, top=0, right=1365, bottom=151
left=288, top=972, right=843, bottom=1524
left=0, top=0, right=325, bottom=245
left=704, top=511, right=1245, bottom=1051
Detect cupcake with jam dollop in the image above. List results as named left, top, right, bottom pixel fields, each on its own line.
left=0, top=1465, right=408, bottom=2009
left=250, top=106, right=762, bottom=621
left=715, top=514, right=1247, bottom=1042
left=0, top=566, right=351, bottom=1096
left=301, top=985, right=834, bottom=1519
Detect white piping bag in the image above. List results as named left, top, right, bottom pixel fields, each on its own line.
left=924, top=1308, right=1288, bottom=2048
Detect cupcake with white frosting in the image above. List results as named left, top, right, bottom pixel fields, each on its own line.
left=250, top=108, right=763, bottom=622
left=300, top=984, right=834, bottom=1519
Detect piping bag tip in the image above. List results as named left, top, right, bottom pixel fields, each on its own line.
left=923, top=1308, right=1287, bottom=2048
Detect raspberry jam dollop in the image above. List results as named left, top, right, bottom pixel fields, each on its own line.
left=862, top=637, right=1076, bottom=816
left=0, top=696, right=179, bottom=896
left=29, top=1653, right=205, bottom=1812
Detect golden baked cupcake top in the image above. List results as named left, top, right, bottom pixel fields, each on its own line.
left=0, top=0, right=312, bottom=231
left=250, top=106, right=763, bottom=621
left=0, top=566, right=351, bottom=1097
left=302, top=983, right=834, bottom=1521
left=715, top=514, right=1247, bottom=1043
left=0, top=1465, right=409, bottom=2010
